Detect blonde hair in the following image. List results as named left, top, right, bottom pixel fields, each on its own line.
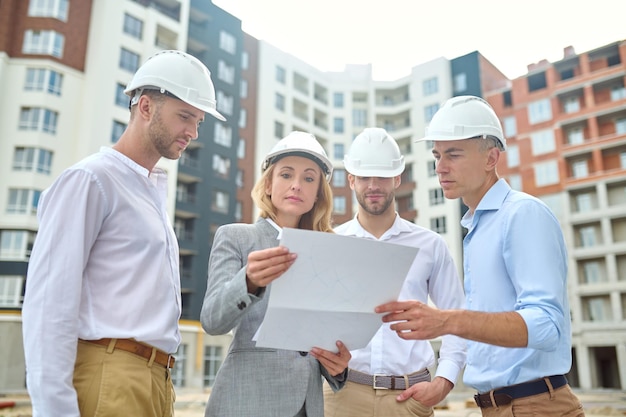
left=251, top=163, right=334, bottom=233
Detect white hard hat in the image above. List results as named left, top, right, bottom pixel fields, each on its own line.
left=262, top=131, right=333, bottom=182
left=418, top=95, right=506, bottom=150
left=344, top=128, right=405, bottom=177
left=125, top=50, right=226, bottom=121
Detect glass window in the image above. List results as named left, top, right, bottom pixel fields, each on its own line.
left=211, top=190, right=229, bottom=214
left=111, top=120, right=126, bottom=143
left=430, top=216, right=447, bottom=234
left=424, top=103, right=439, bottom=122
left=275, top=66, right=286, bottom=84
left=274, top=121, right=284, bottom=139
left=123, top=13, right=143, bottom=39
left=275, top=93, right=285, bottom=111
left=507, top=145, right=519, bottom=167
left=219, top=30, right=236, bottom=54
left=212, top=154, right=231, bottom=179
left=333, top=92, right=344, bottom=108
left=453, top=73, right=466, bottom=93
left=508, top=174, right=522, bottom=190
left=115, top=83, right=127, bottom=107
left=572, top=160, right=588, bottom=178
left=28, top=0, right=69, bottom=21
left=19, top=107, right=58, bottom=134
left=422, top=77, right=438, bottom=96
left=563, top=97, right=580, bottom=113
left=530, top=130, right=555, bottom=155
left=616, top=118, right=626, bottom=134
left=333, top=143, right=344, bottom=160
left=428, top=188, right=444, bottom=206
left=534, top=160, right=559, bottom=186
left=239, top=108, right=247, bottom=129
left=352, top=109, right=367, bottom=127
left=503, top=116, right=517, bottom=137
left=203, top=346, right=222, bottom=387
left=610, top=86, right=626, bottom=101
left=332, top=169, right=346, bottom=187
left=13, top=147, right=35, bottom=171
left=580, top=226, right=596, bottom=247
left=7, top=189, right=40, bottom=215
left=0, top=275, right=24, bottom=307
left=22, top=29, right=65, bottom=58
left=427, top=160, right=436, bottom=177
left=333, top=196, right=346, bottom=215
left=214, top=124, right=232, bottom=148
left=218, top=60, right=235, bottom=84
left=217, top=91, right=233, bottom=116
left=567, top=127, right=584, bottom=145
left=528, top=99, right=552, bottom=124
left=241, top=51, right=249, bottom=70
left=240, top=79, right=248, bottom=99
left=36, top=149, right=53, bottom=174
left=24, top=68, right=45, bottom=91
left=333, top=117, right=344, bottom=134
left=119, top=48, right=140, bottom=72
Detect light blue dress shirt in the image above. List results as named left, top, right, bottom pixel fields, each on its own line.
left=461, top=179, right=572, bottom=393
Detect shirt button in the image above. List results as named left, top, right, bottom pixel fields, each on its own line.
left=299, top=351, right=308, bottom=356
left=237, top=301, right=246, bottom=310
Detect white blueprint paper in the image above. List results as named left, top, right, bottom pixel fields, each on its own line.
left=254, top=228, right=419, bottom=352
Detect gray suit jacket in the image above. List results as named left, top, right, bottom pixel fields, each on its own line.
left=200, top=218, right=345, bottom=417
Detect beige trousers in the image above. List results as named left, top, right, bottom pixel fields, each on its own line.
left=73, top=339, right=175, bottom=417
left=324, top=380, right=434, bottom=417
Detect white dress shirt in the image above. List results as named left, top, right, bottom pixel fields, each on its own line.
left=335, top=214, right=466, bottom=384
left=22, top=147, right=182, bottom=417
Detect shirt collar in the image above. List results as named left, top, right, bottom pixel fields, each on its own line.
left=265, top=217, right=282, bottom=239
left=341, top=212, right=410, bottom=240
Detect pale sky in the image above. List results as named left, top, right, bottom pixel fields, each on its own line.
left=213, top=0, right=625, bottom=81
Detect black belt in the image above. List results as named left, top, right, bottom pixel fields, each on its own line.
left=474, top=375, right=568, bottom=408
left=347, top=368, right=430, bottom=390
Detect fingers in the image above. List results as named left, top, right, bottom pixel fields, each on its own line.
left=246, top=247, right=297, bottom=288
left=310, top=341, right=351, bottom=377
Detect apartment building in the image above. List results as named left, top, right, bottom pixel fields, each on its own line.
left=485, top=40, right=626, bottom=390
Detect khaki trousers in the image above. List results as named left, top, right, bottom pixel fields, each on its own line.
left=479, top=384, right=585, bottom=417
left=74, top=339, right=175, bottom=417
left=324, top=380, right=434, bottom=417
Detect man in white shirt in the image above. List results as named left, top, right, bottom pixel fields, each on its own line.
left=323, top=128, right=466, bottom=417
left=22, top=50, right=225, bottom=417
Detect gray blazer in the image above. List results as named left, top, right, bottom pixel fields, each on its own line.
left=200, top=218, right=345, bottom=417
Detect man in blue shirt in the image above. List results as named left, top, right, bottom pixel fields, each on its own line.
left=376, top=96, right=585, bottom=416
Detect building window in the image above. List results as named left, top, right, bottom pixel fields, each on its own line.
left=19, top=107, right=58, bottom=134
left=332, top=169, right=346, bottom=187
left=203, top=346, right=222, bottom=387
left=506, top=145, right=519, bottom=168
left=582, top=296, right=612, bottom=322
left=0, top=231, right=35, bottom=261
left=13, top=147, right=53, bottom=174
left=563, top=97, right=580, bottom=113
left=528, top=99, right=552, bottom=124
left=28, top=0, right=68, bottom=21
left=276, top=66, right=286, bottom=84
left=574, top=193, right=593, bottom=212
left=428, top=188, right=444, bottom=206
left=621, top=152, right=626, bottom=169
left=572, top=160, right=588, bottom=178
left=219, top=30, right=236, bottom=54
left=171, top=344, right=186, bottom=387
left=111, top=120, right=126, bottom=143
left=579, top=226, right=597, bottom=247
left=352, top=109, right=367, bottom=127
left=508, top=174, right=522, bottom=190
left=115, top=83, right=127, bottom=107
left=7, top=189, right=41, bottom=215
left=616, top=118, right=626, bottom=135
left=123, top=13, right=143, bottom=39
left=503, top=116, right=517, bottom=137
left=567, top=127, right=584, bottom=145
left=534, top=160, right=559, bottom=186
left=427, top=160, right=436, bottom=177
left=453, top=73, right=467, bottom=93
left=333, top=196, right=346, bottom=215
left=0, top=276, right=24, bottom=307
left=530, top=130, right=556, bottom=155
left=217, top=60, right=235, bottom=84
left=239, top=108, right=247, bottom=129
left=333, top=117, right=344, bottom=134
left=274, top=121, right=284, bottom=139
left=240, top=79, right=248, bottom=99
left=119, top=48, right=140, bottom=72
left=275, top=93, right=285, bottom=111
left=333, top=143, right=344, bottom=160
left=241, top=51, right=249, bottom=70
left=214, top=124, right=232, bottom=148
left=217, top=91, right=233, bottom=116
left=25, top=68, right=63, bottom=95
left=333, top=92, right=344, bottom=108
left=211, top=190, right=229, bottom=214
left=424, top=103, right=439, bottom=122
left=611, top=85, right=626, bottom=101
left=176, top=183, right=196, bottom=204
left=422, top=77, right=438, bottom=96
left=212, top=154, right=231, bottom=179
left=430, top=216, right=447, bottom=234
left=22, top=29, right=64, bottom=58
left=237, top=138, right=246, bottom=159
left=581, top=260, right=602, bottom=284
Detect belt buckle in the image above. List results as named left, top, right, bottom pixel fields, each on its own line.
left=167, top=354, right=174, bottom=368
left=373, top=374, right=388, bottom=390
